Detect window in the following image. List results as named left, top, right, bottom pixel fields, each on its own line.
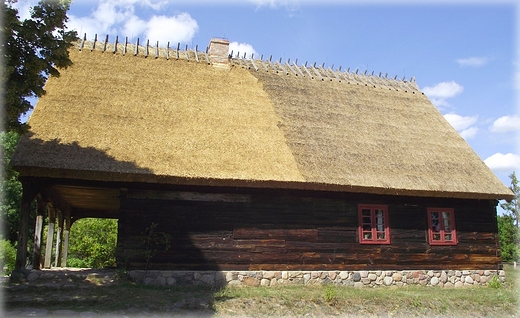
left=358, top=204, right=390, bottom=244
left=427, top=208, right=457, bottom=245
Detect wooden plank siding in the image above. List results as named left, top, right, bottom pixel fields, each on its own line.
left=116, top=188, right=501, bottom=271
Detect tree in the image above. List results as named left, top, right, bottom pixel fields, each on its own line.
left=0, top=131, right=22, bottom=243
left=67, top=218, right=118, bottom=268
left=497, top=214, right=519, bottom=262
left=500, top=171, right=519, bottom=227
left=2, top=0, right=77, bottom=133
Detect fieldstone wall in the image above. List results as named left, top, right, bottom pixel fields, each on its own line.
left=128, top=269, right=505, bottom=288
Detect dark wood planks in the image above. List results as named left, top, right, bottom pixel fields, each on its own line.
left=116, top=188, right=501, bottom=271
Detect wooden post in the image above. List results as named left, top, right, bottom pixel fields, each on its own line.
left=14, top=182, right=38, bottom=271
left=32, top=198, right=47, bottom=270
left=54, top=210, right=63, bottom=267
left=44, top=207, right=55, bottom=268
left=61, top=212, right=71, bottom=267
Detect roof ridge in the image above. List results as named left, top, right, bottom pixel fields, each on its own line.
left=76, top=34, right=421, bottom=94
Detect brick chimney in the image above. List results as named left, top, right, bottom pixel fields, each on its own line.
left=208, top=38, right=230, bottom=68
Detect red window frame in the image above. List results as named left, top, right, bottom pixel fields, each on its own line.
left=358, top=204, right=390, bottom=244
left=427, top=208, right=457, bottom=245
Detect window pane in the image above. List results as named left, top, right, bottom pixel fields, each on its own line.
left=442, top=212, right=451, bottom=231
left=376, top=209, right=384, bottom=231
left=428, top=208, right=456, bottom=245
left=377, top=232, right=386, bottom=240
left=362, top=216, right=371, bottom=224
left=362, top=209, right=371, bottom=216
left=363, top=225, right=371, bottom=231
left=363, top=232, right=372, bottom=240
left=431, top=219, right=440, bottom=232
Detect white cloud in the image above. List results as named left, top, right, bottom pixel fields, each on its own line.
left=422, top=81, right=463, bottom=108
left=145, top=14, right=198, bottom=45
left=229, top=42, right=258, bottom=59
left=68, top=0, right=198, bottom=45
left=443, top=113, right=478, bottom=140
left=122, top=15, right=148, bottom=39
left=489, top=115, right=520, bottom=133
left=443, top=113, right=478, bottom=131
left=456, top=57, right=488, bottom=67
left=423, top=81, right=464, bottom=99
left=459, top=127, right=478, bottom=139
left=484, top=153, right=520, bottom=172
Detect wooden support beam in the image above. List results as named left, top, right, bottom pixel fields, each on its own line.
left=32, top=197, right=47, bottom=270
left=14, top=182, right=39, bottom=271
left=61, top=211, right=71, bottom=267
left=54, top=210, right=64, bottom=267
left=44, top=207, right=55, bottom=268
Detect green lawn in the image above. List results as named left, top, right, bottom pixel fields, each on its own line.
left=4, top=265, right=518, bottom=317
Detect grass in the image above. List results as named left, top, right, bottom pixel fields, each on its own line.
left=3, top=265, right=519, bottom=317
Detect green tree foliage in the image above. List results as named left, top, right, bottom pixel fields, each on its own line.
left=497, top=214, right=519, bottom=262
left=0, top=238, right=16, bottom=275
left=497, top=171, right=520, bottom=262
left=67, top=218, right=117, bottom=268
left=500, top=171, right=519, bottom=227
left=2, top=0, right=77, bottom=133
left=0, top=131, right=22, bottom=243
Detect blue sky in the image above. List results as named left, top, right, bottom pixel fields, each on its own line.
left=16, top=0, right=520, bottom=192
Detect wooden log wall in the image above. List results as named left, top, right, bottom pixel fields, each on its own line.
left=116, top=188, right=501, bottom=271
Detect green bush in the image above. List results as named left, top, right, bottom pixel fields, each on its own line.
left=0, top=239, right=16, bottom=275
left=487, top=275, right=501, bottom=289
left=67, top=218, right=117, bottom=268
left=323, top=285, right=338, bottom=304
left=497, top=215, right=519, bottom=262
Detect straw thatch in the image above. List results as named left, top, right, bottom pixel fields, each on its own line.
left=11, top=40, right=513, bottom=200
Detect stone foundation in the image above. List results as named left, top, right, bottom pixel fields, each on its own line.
left=128, top=269, right=505, bottom=288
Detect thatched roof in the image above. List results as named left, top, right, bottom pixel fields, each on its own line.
left=11, top=39, right=514, bottom=200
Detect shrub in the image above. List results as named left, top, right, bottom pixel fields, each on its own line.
left=323, top=285, right=338, bottom=304
left=0, top=239, right=16, bottom=275
left=487, top=275, right=501, bottom=289
left=67, top=218, right=117, bottom=268
left=497, top=215, right=519, bottom=262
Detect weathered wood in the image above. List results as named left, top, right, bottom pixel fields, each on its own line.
left=117, top=189, right=501, bottom=271
left=32, top=198, right=46, bottom=269
left=54, top=210, right=63, bottom=267
left=44, top=208, right=56, bottom=268
left=127, top=190, right=251, bottom=202
left=233, top=228, right=318, bottom=241
left=15, top=182, right=39, bottom=270
left=61, top=212, right=71, bottom=267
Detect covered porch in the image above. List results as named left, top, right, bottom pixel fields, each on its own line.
left=14, top=177, right=120, bottom=271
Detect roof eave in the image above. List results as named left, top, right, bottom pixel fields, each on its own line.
left=15, top=166, right=514, bottom=201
